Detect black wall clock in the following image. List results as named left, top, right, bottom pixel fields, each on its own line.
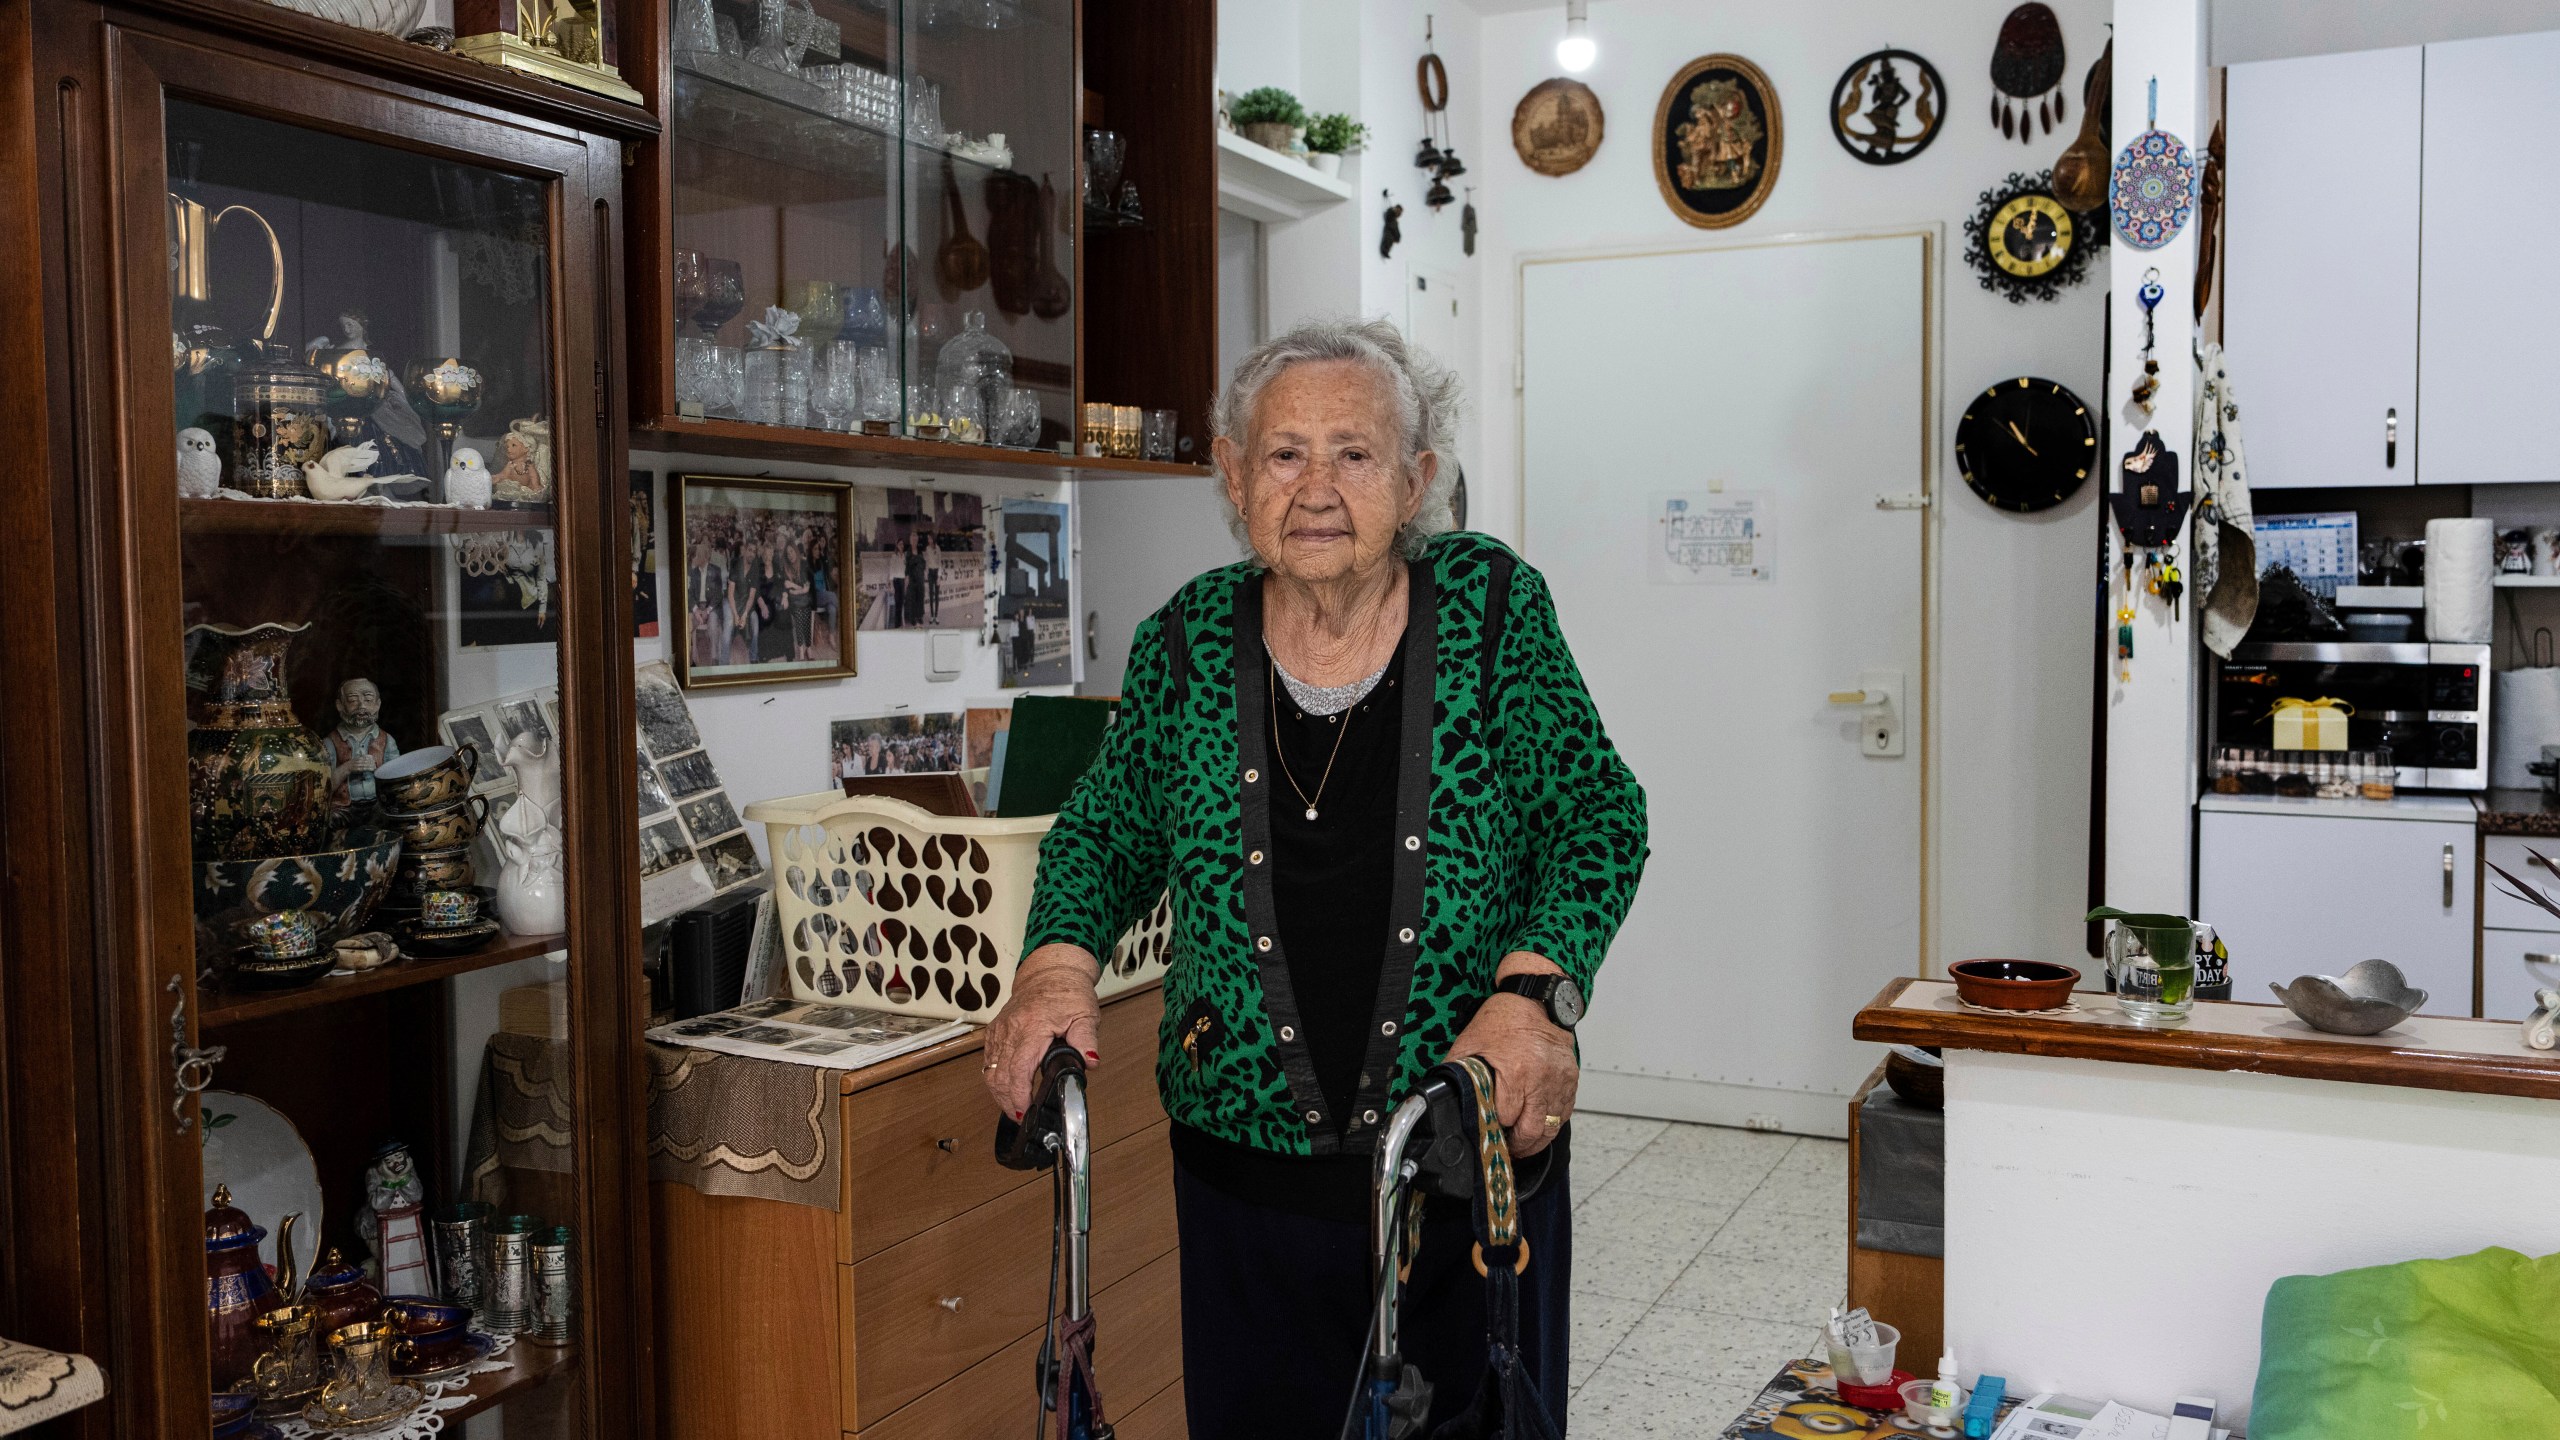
left=1962, top=170, right=2101, bottom=302
left=1956, top=376, right=2097, bottom=512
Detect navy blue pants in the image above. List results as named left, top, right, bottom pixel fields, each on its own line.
left=1172, top=1150, right=1571, bottom=1439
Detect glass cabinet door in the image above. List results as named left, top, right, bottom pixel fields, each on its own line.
left=137, top=65, right=628, bottom=1437
left=661, top=0, right=1075, bottom=450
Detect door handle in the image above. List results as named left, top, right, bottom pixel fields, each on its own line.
left=2444, top=844, right=2456, bottom=908
left=2386, top=407, right=2399, bottom=470
left=1830, top=671, right=1906, bottom=757
left=1827, top=689, right=1881, bottom=706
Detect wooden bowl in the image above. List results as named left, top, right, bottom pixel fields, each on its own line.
left=1948, top=958, right=2080, bottom=1011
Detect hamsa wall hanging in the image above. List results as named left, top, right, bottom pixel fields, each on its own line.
left=1989, top=3, right=2067, bottom=142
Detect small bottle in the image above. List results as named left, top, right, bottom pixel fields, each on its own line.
left=1930, top=1350, right=1960, bottom=1412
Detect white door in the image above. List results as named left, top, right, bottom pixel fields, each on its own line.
left=1408, top=268, right=1462, bottom=373
left=2225, top=47, right=2422, bottom=487
left=2422, top=30, right=2560, bottom=486
left=2196, top=807, right=2474, bottom=1016
left=1521, top=232, right=1929, bottom=1136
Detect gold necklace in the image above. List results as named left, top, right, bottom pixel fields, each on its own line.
left=1269, top=661, right=1354, bottom=822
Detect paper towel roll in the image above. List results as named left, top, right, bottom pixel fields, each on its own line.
left=2494, top=667, right=2560, bottom=788
left=2426, top=517, right=2494, bottom=644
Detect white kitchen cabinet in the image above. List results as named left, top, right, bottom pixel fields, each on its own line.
left=2225, top=46, right=2422, bottom=489
left=2197, top=803, right=2474, bottom=1016
left=2419, top=30, right=2560, bottom=486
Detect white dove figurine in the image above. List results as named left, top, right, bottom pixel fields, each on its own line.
left=176, top=427, right=223, bottom=498
left=443, top=447, right=492, bottom=508
left=300, top=441, right=388, bottom=500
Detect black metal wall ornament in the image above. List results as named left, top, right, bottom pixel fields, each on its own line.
left=1380, top=194, right=1404, bottom=258
left=1963, top=169, right=2102, bottom=302
left=1461, top=188, right=1477, bottom=256
left=1830, top=48, right=1945, bottom=165
left=1414, top=14, right=1465, bottom=210
left=1989, top=3, right=2067, bottom=142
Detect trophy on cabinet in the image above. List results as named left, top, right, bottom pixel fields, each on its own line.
left=452, top=0, right=643, bottom=104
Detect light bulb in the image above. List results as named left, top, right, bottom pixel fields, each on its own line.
left=1556, top=1, right=1594, bottom=73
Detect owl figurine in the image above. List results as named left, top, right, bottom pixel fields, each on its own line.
left=176, top=427, right=222, bottom=498
left=443, top=446, right=492, bottom=509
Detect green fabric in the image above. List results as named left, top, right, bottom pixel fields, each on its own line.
left=1022, top=533, right=1649, bottom=1152
left=993, top=695, right=1119, bottom=817
left=2250, top=1247, right=2560, bottom=1438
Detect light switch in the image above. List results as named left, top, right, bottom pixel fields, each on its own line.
left=928, top=630, right=965, bottom=681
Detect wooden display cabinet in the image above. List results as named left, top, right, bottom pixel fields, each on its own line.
left=4, top=2, right=656, bottom=1435
left=622, top=0, right=1218, bottom=480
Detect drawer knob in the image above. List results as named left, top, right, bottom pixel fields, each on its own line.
left=937, top=1295, right=963, bottom=1312
left=935, top=1137, right=958, bottom=1154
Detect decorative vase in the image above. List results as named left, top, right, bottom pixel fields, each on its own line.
left=187, top=622, right=335, bottom=862
left=494, top=828, right=567, bottom=936
left=1241, top=120, right=1294, bottom=153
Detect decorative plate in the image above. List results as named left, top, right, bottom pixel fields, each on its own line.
left=390, top=1330, right=498, bottom=1383
left=199, top=1091, right=323, bottom=1284
left=1830, top=48, right=1944, bottom=165
left=1653, top=54, right=1782, bottom=229
left=2112, top=128, right=2197, bottom=250
left=394, top=915, right=502, bottom=958
left=1511, top=77, right=1604, bottom=177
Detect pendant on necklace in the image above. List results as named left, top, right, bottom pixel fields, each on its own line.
left=1305, top=807, right=1319, bottom=821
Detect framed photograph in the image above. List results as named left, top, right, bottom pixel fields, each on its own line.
left=658, top=749, right=722, bottom=798
left=1653, top=53, right=1783, bottom=230
left=670, top=473, right=856, bottom=688
left=852, top=486, right=990, bottom=632
left=828, top=710, right=967, bottom=783
left=631, top=469, right=661, bottom=639
left=997, top=500, right=1072, bottom=688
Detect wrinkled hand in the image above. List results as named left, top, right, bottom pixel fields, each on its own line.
left=1444, top=955, right=1579, bottom=1158
left=983, top=944, right=1102, bottom=1119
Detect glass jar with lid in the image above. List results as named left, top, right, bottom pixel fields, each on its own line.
left=933, top=310, right=1012, bottom=446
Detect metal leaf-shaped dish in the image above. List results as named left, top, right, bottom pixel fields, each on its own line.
left=2269, top=959, right=2428, bottom=1036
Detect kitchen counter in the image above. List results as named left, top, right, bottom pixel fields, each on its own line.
left=2196, top=789, right=2478, bottom=822
left=2477, top=786, right=2560, bottom=835
left=1852, top=977, right=2560, bottom=1428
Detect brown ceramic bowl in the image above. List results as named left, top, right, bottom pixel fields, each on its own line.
left=1948, top=958, right=2080, bottom=1011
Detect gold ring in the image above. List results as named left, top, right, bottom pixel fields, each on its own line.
left=1543, top=1113, right=1563, bottom=1131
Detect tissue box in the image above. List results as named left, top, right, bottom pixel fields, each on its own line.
left=2272, top=698, right=2350, bottom=752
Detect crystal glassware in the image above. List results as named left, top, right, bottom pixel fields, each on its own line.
left=789, top=280, right=843, bottom=353
left=906, top=380, right=944, bottom=437
left=856, top=347, right=896, bottom=431
left=933, top=310, right=1012, bottom=442
left=1084, top=128, right=1125, bottom=206
left=744, top=342, right=809, bottom=427
left=811, top=340, right=858, bottom=432
left=942, top=381, right=985, bottom=443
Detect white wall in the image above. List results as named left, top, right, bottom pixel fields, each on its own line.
left=1472, top=0, right=2109, bottom=970
left=2213, top=0, right=2560, bottom=63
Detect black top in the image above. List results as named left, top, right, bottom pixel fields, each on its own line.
left=1172, top=637, right=1405, bottom=1222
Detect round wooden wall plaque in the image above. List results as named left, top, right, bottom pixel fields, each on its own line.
left=1511, top=78, right=1604, bottom=177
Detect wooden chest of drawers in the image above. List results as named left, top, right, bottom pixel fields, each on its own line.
left=654, top=986, right=1182, bottom=1439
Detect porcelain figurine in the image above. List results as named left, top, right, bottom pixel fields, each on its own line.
left=178, top=426, right=224, bottom=497
left=494, top=729, right=568, bottom=935
left=491, top=417, right=553, bottom=508
left=321, top=677, right=400, bottom=812
left=355, top=1142, right=434, bottom=1297
left=301, top=441, right=394, bottom=500
left=442, top=446, right=492, bottom=509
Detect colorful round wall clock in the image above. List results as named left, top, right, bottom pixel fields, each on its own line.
left=2112, top=78, right=2198, bottom=251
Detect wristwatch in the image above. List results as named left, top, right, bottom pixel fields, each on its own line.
left=1494, top=973, right=1585, bottom=1032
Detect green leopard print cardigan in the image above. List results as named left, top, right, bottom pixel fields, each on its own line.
left=1024, top=532, right=1648, bottom=1155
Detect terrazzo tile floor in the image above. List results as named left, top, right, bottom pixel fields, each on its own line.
left=1566, top=1113, right=1848, bottom=1435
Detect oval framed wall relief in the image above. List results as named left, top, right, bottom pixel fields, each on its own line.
left=1512, top=77, right=1605, bottom=177
left=1654, top=53, right=1782, bottom=228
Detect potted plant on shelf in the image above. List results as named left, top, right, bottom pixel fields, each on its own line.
left=1303, top=113, right=1367, bottom=176
left=1231, top=87, right=1306, bottom=156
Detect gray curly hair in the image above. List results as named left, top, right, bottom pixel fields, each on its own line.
left=1210, top=316, right=1464, bottom=559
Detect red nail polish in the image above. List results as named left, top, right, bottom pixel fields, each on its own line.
left=1012, top=1110, right=1023, bottom=1120
left=1084, top=1050, right=1100, bottom=1062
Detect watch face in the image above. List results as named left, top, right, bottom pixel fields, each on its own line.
left=1989, top=193, right=2074, bottom=277
left=1955, top=376, right=2097, bottom=513
left=1551, top=977, right=1587, bottom=1028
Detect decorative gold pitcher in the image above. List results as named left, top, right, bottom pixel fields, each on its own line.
left=168, top=189, right=283, bottom=343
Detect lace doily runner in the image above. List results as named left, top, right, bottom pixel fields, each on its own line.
left=268, top=1333, right=518, bottom=1440
left=0, top=1336, right=107, bottom=1435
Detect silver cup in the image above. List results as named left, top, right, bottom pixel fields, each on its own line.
left=431, top=1202, right=491, bottom=1316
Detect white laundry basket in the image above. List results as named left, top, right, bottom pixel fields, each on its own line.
left=741, top=789, right=1173, bottom=1021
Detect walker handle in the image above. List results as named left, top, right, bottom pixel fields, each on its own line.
left=994, top=1039, right=1088, bottom=1172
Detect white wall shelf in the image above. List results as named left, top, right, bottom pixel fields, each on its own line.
left=1215, top=129, right=1354, bottom=224
left=2493, top=575, right=2560, bottom=587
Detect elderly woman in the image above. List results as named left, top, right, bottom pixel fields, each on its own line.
left=985, top=318, right=1646, bottom=1436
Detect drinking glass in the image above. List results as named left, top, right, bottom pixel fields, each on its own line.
left=1084, top=128, right=1125, bottom=206
left=2102, top=912, right=2197, bottom=1025
left=812, top=340, right=858, bottom=431
left=907, top=380, right=943, bottom=435
left=698, top=259, right=746, bottom=419
left=789, top=280, right=844, bottom=352
left=856, top=347, right=896, bottom=428
left=943, top=381, right=985, bottom=443
left=673, top=250, right=710, bottom=409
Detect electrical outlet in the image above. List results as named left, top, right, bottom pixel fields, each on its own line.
left=1744, top=1114, right=1783, bottom=1133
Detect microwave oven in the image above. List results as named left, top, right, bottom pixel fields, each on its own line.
left=2208, top=641, right=2492, bottom=791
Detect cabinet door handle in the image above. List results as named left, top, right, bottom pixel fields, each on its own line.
left=2386, top=407, right=2399, bottom=470
left=168, top=975, right=227, bottom=1133
left=935, top=1136, right=958, bottom=1154
left=937, top=1295, right=963, bottom=1312
left=2444, top=844, right=2457, bottom=908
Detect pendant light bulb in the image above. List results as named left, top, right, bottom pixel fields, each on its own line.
left=1556, top=0, right=1595, bottom=73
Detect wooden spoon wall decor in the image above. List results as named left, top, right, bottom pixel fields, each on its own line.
left=2052, top=37, right=2111, bottom=212
left=935, top=155, right=990, bottom=298
left=1031, top=176, right=1072, bottom=320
